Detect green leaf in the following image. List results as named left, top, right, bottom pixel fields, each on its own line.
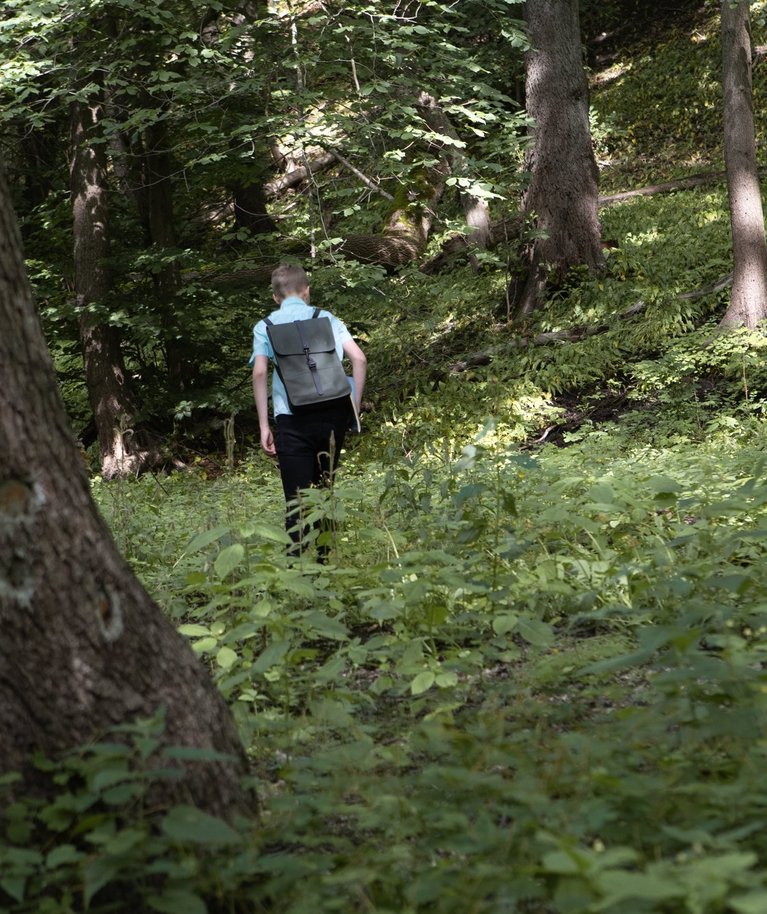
left=596, top=870, right=681, bottom=903
left=0, top=876, right=26, bottom=903
left=731, top=891, right=767, bottom=914
left=160, top=806, right=241, bottom=846
left=303, top=611, right=349, bottom=640
left=541, top=850, right=581, bottom=875
left=147, top=888, right=208, bottom=914
left=493, top=613, right=519, bottom=636
left=214, top=544, right=245, bottom=579
left=587, top=483, right=615, bottom=505
left=216, top=646, right=238, bottom=670
left=242, top=522, right=292, bottom=544
left=252, top=640, right=291, bottom=673
left=184, top=526, right=231, bottom=553
left=647, top=475, right=681, bottom=495
left=411, top=671, right=436, bottom=695
left=178, top=624, right=211, bottom=637
left=517, top=618, right=554, bottom=647
left=90, top=766, right=133, bottom=791
left=435, top=671, right=458, bottom=688
left=191, top=637, right=218, bottom=653
left=84, top=856, right=121, bottom=906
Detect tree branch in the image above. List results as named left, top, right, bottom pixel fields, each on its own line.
left=264, top=151, right=336, bottom=198
left=325, top=147, right=394, bottom=201
left=597, top=170, right=763, bottom=207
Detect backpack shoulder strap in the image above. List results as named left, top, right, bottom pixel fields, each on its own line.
left=264, top=316, right=274, bottom=326
left=312, top=307, right=321, bottom=318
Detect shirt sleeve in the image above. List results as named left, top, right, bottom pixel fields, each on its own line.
left=326, top=312, right=352, bottom=345
left=249, top=319, right=272, bottom=364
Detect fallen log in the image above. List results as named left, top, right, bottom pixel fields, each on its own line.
left=264, top=152, right=336, bottom=198
left=599, top=169, right=748, bottom=207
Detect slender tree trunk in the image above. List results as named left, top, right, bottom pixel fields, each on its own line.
left=70, top=83, right=141, bottom=479
left=416, top=91, right=492, bottom=249
left=0, top=165, right=252, bottom=817
left=142, top=119, right=191, bottom=392
left=720, top=0, right=767, bottom=329
left=519, top=0, right=604, bottom=313
left=20, top=118, right=57, bottom=211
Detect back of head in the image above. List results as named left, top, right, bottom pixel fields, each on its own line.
left=272, top=264, right=309, bottom=300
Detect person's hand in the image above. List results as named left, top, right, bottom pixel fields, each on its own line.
left=260, top=426, right=276, bottom=457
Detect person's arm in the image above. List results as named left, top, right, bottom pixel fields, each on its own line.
left=252, top=355, right=276, bottom=456
left=342, top=338, right=367, bottom=411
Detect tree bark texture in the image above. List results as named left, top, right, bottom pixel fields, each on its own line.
left=70, top=88, right=141, bottom=480
left=416, top=91, right=492, bottom=249
left=142, top=119, right=193, bottom=391
left=521, top=0, right=604, bottom=309
left=233, top=180, right=277, bottom=234
left=720, top=0, right=767, bottom=329
left=0, top=167, right=251, bottom=817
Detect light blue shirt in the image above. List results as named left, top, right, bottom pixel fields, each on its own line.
left=250, top=296, right=353, bottom=417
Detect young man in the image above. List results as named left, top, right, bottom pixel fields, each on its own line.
left=251, top=264, right=367, bottom=555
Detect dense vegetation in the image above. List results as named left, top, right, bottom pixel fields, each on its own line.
left=5, top=1, right=767, bottom=913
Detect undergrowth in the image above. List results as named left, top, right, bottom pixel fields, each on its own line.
left=6, top=403, right=767, bottom=913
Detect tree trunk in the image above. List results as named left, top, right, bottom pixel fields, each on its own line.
left=0, top=164, right=252, bottom=818
left=70, top=87, right=142, bottom=479
left=142, top=119, right=192, bottom=391
left=720, top=0, right=767, bottom=329
left=339, top=163, right=447, bottom=269
left=233, top=180, right=277, bottom=234
left=519, top=0, right=604, bottom=312
left=416, top=91, right=492, bottom=249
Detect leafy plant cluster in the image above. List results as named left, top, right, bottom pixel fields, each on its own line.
left=7, top=403, right=767, bottom=912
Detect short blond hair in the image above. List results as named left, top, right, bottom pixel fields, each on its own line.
left=271, top=264, right=309, bottom=300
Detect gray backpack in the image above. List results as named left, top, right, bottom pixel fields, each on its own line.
left=264, top=308, right=351, bottom=410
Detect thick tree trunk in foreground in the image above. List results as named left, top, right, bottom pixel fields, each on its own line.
left=0, top=167, right=251, bottom=817
left=520, top=0, right=604, bottom=312
left=70, top=91, right=141, bottom=479
left=720, top=0, right=767, bottom=328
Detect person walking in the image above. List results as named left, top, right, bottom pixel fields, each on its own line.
left=251, top=264, right=367, bottom=556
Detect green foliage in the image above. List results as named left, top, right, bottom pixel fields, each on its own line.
left=11, top=1, right=767, bottom=911
left=591, top=1, right=767, bottom=188
left=0, top=715, right=258, bottom=914
left=48, top=406, right=767, bottom=913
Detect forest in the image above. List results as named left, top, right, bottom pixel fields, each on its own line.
left=3, top=0, right=767, bottom=911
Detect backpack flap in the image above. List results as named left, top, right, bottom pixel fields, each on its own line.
left=266, top=316, right=351, bottom=407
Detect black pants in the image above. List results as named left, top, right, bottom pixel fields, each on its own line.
left=274, top=401, right=351, bottom=554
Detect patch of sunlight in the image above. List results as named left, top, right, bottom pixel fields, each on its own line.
left=592, top=61, right=632, bottom=88
left=700, top=208, right=725, bottom=225
left=624, top=229, right=660, bottom=247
